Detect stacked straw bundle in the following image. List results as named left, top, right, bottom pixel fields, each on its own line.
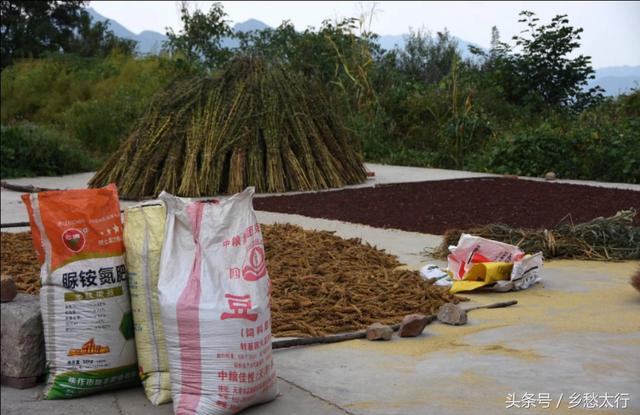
left=89, top=56, right=367, bottom=199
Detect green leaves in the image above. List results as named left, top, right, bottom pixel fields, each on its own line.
left=483, top=93, right=640, bottom=183
left=481, top=11, right=603, bottom=113
left=0, top=124, right=97, bottom=178
left=163, top=2, right=233, bottom=71
left=1, top=1, right=135, bottom=69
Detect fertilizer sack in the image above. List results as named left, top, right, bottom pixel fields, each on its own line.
left=158, top=187, right=278, bottom=415
left=22, top=184, right=137, bottom=399
left=123, top=203, right=171, bottom=405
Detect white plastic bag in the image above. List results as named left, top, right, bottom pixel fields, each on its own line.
left=447, top=233, right=525, bottom=280
left=492, top=252, right=544, bottom=292
left=420, top=264, right=451, bottom=286
left=158, top=187, right=278, bottom=415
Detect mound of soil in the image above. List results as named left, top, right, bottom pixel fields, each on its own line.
left=254, top=178, right=640, bottom=234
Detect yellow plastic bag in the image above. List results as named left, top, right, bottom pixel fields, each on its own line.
left=124, top=204, right=171, bottom=405
left=450, top=262, right=513, bottom=294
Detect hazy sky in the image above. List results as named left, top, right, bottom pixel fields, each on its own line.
left=90, top=1, right=640, bottom=68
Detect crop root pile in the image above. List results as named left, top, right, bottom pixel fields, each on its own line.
left=2, top=224, right=464, bottom=337
left=263, top=223, right=464, bottom=337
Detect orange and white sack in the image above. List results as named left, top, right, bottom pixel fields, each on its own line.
left=158, top=187, right=278, bottom=415
left=22, top=184, right=138, bottom=399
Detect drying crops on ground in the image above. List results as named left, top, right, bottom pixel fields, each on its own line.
left=90, top=56, right=367, bottom=199
left=2, top=225, right=463, bottom=337
left=433, top=210, right=640, bottom=261
left=1, top=232, right=40, bottom=295
left=263, top=223, right=464, bottom=337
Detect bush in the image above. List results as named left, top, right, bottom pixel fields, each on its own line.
left=1, top=53, right=177, bottom=155
left=0, top=124, right=97, bottom=178
left=482, top=93, right=640, bottom=183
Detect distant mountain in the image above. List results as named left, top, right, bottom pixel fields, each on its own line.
left=134, top=31, right=167, bottom=55
left=87, top=8, right=272, bottom=53
left=590, top=66, right=640, bottom=96
left=87, top=8, right=166, bottom=54
left=233, top=18, right=270, bottom=33
left=86, top=8, right=638, bottom=96
left=594, top=66, right=640, bottom=78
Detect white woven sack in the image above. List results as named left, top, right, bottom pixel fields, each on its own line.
left=158, top=187, right=278, bottom=415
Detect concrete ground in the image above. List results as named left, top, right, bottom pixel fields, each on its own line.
left=1, top=164, right=639, bottom=414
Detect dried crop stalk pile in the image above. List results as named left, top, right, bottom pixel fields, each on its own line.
left=434, top=209, right=640, bottom=261
left=3, top=225, right=463, bottom=337
left=89, top=56, right=367, bottom=199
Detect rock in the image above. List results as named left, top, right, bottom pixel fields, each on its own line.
left=366, top=322, right=393, bottom=341
left=631, top=267, right=640, bottom=293
left=545, top=171, right=557, bottom=181
left=437, top=303, right=468, bottom=326
left=398, top=314, right=432, bottom=337
left=1, top=275, right=17, bottom=303
left=1, top=375, right=44, bottom=389
left=1, top=293, right=45, bottom=388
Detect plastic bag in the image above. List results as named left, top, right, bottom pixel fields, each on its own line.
left=158, top=188, right=278, bottom=414
left=123, top=203, right=171, bottom=405
left=447, top=233, right=525, bottom=280
left=447, top=234, right=543, bottom=293
left=22, top=184, right=138, bottom=399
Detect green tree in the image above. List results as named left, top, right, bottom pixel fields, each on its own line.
left=236, top=17, right=379, bottom=112
left=474, top=11, right=603, bottom=112
left=398, top=28, right=461, bottom=85
left=163, top=1, right=233, bottom=70
left=0, top=0, right=135, bottom=68
left=68, top=12, right=136, bottom=58
left=1, top=1, right=85, bottom=67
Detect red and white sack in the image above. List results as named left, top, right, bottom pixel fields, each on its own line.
left=158, top=188, right=278, bottom=415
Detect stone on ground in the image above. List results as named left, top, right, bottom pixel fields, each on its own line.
left=1, top=275, right=17, bottom=303
left=398, top=314, right=432, bottom=337
left=437, top=303, right=468, bottom=326
left=1, top=293, right=45, bottom=389
left=366, top=323, right=393, bottom=341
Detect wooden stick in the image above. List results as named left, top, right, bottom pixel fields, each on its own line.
left=272, top=330, right=368, bottom=349
left=272, top=300, right=517, bottom=349
left=0, top=181, right=59, bottom=193
left=0, top=221, right=31, bottom=229
left=463, top=300, right=518, bottom=312
left=0, top=206, right=164, bottom=229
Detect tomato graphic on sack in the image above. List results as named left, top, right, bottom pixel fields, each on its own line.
left=242, top=244, right=267, bottom=281
left=62, top=228, right=85, bottom=252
